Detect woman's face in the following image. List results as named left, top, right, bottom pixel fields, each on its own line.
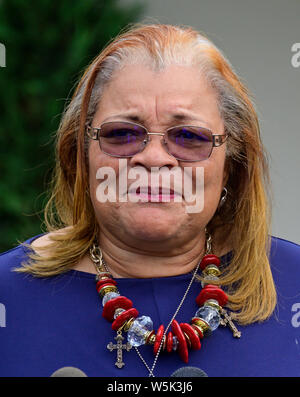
left=88, top=64, right=227, bottom=250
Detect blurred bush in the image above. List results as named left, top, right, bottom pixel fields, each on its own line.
left=0, top=0, right=143, bottom=252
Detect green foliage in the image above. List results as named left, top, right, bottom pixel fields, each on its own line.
left=0, top=0, right=143, bottom=252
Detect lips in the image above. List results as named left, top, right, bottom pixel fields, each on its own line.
left=127, top=186, right=180, bottom=202
left=135, top=186, right=176, bottom=195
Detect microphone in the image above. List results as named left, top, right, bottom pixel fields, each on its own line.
left=50, top=367, right=87, bottom=377
left=170, top=366, right=208, bottom=377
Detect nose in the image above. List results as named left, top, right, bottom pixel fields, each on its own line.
left=128, top=133, right=179, bottom=170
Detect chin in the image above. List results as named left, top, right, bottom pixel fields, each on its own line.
left=122, top=209, right=184, bottom=242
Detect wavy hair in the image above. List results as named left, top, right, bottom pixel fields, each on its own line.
left=16, top=23, right=276, bottom=325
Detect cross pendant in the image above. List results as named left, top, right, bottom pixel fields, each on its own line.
left=220, top=308, right=242, bottom=338
left=107, top=331, right=132, bottom=368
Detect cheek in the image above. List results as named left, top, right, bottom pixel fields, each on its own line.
left=88, top=144, right=101, bottom=197
left=193, top=154, right=226, bottom=209
left=88, top=143, right=119, bottom=206
left=205, top=161, right=225, bottom=188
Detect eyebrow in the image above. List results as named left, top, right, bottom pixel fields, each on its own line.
left=102, top=112, right=211, bottom=127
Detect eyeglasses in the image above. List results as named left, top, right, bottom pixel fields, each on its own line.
left=86, top=121, right=228, bottom=162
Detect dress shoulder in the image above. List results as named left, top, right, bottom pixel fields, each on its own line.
left=269, top=236, right=300, bottom=301
left=0, top=234, right=44, bottom=282
left=270, top=236, right=300, bottom=268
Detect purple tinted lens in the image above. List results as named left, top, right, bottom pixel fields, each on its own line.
left=170, top=127, right=211, bottom=145
left=166, top=126, right=213, bottom=160
left=100, top=122, right=146, bottom=156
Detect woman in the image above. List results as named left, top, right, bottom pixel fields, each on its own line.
left=0, top=24, right=299, bottom=377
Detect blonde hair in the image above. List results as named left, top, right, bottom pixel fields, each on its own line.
left=16, top=23, right=276, bottom=325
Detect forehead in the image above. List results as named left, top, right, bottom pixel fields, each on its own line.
left=93, top=64, right=222, bottom=132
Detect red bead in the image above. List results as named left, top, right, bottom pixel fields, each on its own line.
left=154, top=325, right=165, bottom=355
left=200, top=254, right=221, bottom=271
left=96, top=282, right=117, bottom=294
left=196, top=284, right=228, bottom=307
left=166, top=331, right=173, bottom=353
left=190, top=321, right=204, bottom=339
left=171, top=320, right=189, bottom=363
left=102, top=296, right=133, bottom=321
left=96, top=278, right=117, bottom=292
left=180, top=323, right=201, bottom=350
left=111, top=308, right=139, bottom=331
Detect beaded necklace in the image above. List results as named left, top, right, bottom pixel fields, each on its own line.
left=89, top=235, right=241, bottom=376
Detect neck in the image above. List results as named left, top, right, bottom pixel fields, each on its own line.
left=93, top=231, right=207, bottom=278
left=73, top=229, right=232, bottom=278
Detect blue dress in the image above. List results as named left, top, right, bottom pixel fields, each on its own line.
left=0, top=235, right=299, bottom=377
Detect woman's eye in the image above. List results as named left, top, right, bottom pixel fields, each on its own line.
left=108, top=129, right=136, bottom=137
left=176, top=130, right=208, bottom=141
left=179, top=131, right=197, bottom=139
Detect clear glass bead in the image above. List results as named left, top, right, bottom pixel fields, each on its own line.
left=201, top=275, right=219, bottom=288
left=172, top=336, right=179, bottom=351
left=101, top=291, right=120, bottom=307
left=127, top=316, right=153, bottom=347
left=195, top=305, right=220, bottom=331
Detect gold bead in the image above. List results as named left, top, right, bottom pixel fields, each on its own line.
left=191, top=317, right=211, bottom=335
left=203, top=264, right=221, bottom=277
left=204, top=299, right=221, bottom=312
left=191, top=324, right=203, bottom=338
left=122, top=317, right=135, bottom=332
left=144, top=331, right=156, bottom=345
left=99, top=285, right=118, bottom=297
